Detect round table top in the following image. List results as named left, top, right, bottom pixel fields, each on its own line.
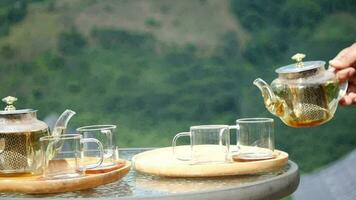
left=0, top=148, right=299, bottom=200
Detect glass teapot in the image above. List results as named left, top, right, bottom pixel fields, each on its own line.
left=254, top=53, right=348, bottom=128
left=0, top=96, right=75, bottom=175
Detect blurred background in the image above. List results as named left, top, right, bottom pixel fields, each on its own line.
left=0, top=0, right=355, bottom=179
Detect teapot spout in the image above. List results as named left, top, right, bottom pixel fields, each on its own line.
left=52, top=109, right=76, bottom=136
left=253, top=78, right=284, bottom=117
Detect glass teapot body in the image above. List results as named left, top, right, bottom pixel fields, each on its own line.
left=270, top=66, right=341, bottom=127
left=254, top=56, right=347, bottom=128
left=0, top=112, right=49, bottom=175
left=0, top=97, right=49, bottom=175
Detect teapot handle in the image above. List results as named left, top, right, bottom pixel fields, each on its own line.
left=338, top=81, right=348, bottom=101
left=328, top=66, right=349, bottom=101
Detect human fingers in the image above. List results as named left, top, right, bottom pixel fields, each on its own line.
left=335, top=67, right=356, bottom=82
left=339, top=92, right=356, bottom=106
left=350, top=76, right=356, bottom=85
left=339, top=84, right=356, bottom=106
left=348, top=83, right=356, bottom=94
left=329, top=43, right=356, bottom=69
left=347, top=93, right=356, bottom=105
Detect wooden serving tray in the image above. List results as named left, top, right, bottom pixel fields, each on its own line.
left=0, top=159, right=131, bottom=194
left=133, top=146, right=288, bottom=177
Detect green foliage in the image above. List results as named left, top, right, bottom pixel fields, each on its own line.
left=0, top=0, right=27, bottom=36
left=279, top=0, right=322, bottom=29
left=145, top=17, right=161, bottom=28
left=91, top=28, right=154, bottom=50
left=0, top=44, right=16, bottom=58
left=313, top=13, right=356, bottom=42
left=58, top=28, right=87, bottom=55
left=231, top=0, right=356, bottom=66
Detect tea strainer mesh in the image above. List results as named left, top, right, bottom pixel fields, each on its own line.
left=0, top=134, right=28, bottom=170
left=292, top=85, right=329, bottom=122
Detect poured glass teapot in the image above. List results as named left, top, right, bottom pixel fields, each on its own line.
left=254, top=53, right=348, bottom=128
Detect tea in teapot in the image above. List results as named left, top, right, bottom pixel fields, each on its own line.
left=254, top=53, right=348, bottom=128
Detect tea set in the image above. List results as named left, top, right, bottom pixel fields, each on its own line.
left=0, top=53, right=347, bottom=192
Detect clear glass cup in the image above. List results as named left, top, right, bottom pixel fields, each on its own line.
left=233, top=118, right=275, bottom=161
left=172, top=125, right=235, bottom=164
left=76, top=125, right=118, bottom=168
left=40, top=134, right=104, bottom=179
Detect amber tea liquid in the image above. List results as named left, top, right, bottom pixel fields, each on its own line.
left=0, top=129, right=48, bottom=175
left=273, top=81, right=339, bottom=128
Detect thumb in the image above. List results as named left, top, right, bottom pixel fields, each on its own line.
left=329, top=43, right=356, bottom=69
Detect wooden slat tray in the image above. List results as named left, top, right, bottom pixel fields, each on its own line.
left=0, top=159, right=131, bottom=194
left=133, top=146, right=288, bottom=177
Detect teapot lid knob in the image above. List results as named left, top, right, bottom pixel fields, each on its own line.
left=2, top=96, right=17, bottom=111
left=291, top=53, right=306, bottom=68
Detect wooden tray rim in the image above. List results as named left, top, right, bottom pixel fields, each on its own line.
left=0, top=160, right=131, bottom=194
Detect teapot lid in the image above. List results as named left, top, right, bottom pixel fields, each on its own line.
left=0, top=96, right=35, bottom=115
left=276, top=53, right=325, bottom=74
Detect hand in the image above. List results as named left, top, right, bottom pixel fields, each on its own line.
left=329, top=43, right=356, bottom=106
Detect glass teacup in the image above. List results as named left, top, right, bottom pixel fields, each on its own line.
left=232, top=118, right=275, bottom=161
left=77, top=125, right=118, bottom=168
left=172, top=125, right=235, bottom=164
left=40, top=134, right=104, bottom=179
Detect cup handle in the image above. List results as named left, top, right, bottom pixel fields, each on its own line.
left=80, top=138, right=104, bottom=169
left=172, top=132, right=191, bottom=161
left=228, top=125, right=240, bottom=153
left=101, top=129, right=113, bottom=158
